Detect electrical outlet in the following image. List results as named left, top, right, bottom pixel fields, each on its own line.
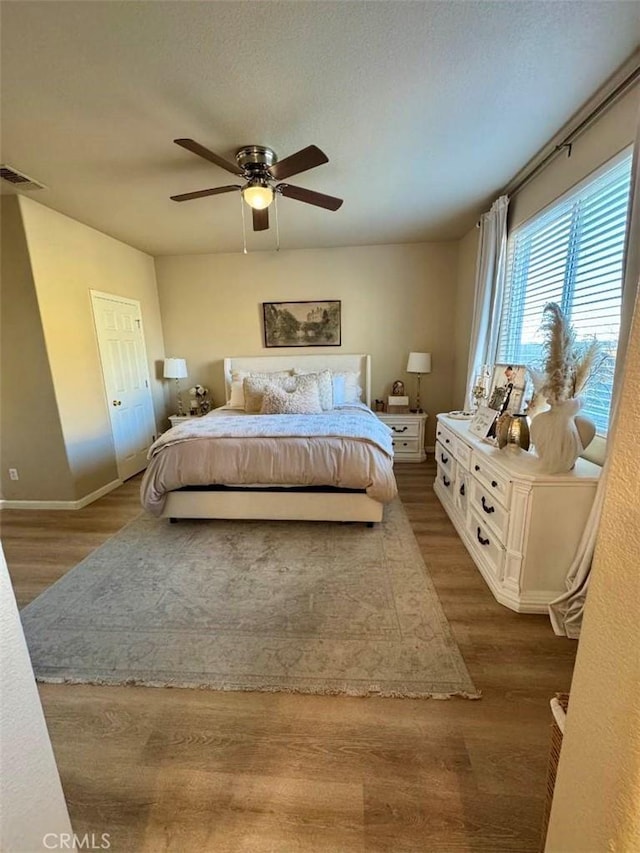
left=9, top=468, right=19, bottom=481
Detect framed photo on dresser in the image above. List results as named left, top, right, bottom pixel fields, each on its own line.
left=487, top=363, right=528, bottom=415
left=469, top=405, right=498, bottom=439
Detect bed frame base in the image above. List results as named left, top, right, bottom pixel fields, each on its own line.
left=161, top=491, right=384, bottom=523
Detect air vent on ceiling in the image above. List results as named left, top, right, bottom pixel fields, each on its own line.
left=0, top=165, right=47, bottom=191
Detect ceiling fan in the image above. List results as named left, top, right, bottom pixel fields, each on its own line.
left=170, top=139, right=343, bottom=232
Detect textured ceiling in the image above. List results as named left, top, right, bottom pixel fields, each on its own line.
left=1, top=1, right=638, bottom=255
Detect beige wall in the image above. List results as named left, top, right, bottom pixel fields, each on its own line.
left=545, top=283, right=640, bottom=851
left=510, top=83, right=639, bottom=230
left=452, top=226, right=479, bottom=409
left=155, top=242, right=459, bottom=445
left=0, top=197, right=75, bottom=501
left=11, top=197, right=166, bottom=500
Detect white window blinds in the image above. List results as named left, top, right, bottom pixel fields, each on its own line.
left=497, top=150, right=633, bottom=435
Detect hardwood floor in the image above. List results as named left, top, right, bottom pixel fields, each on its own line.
left=1, top=462, right=577, bottom=852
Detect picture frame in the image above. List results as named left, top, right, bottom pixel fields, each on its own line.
left=263, top=300, right=341, bottom=348
left=469, top=404, right=498, bottom=439
left=487, top=363, right=529, bottom=415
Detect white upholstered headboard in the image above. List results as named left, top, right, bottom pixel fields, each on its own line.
left=223, top=354, right=371, bottom=407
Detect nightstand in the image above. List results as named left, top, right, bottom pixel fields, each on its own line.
left=168, top=414, right=201, bottom=428
left=376, top=411, right=428, bottom=462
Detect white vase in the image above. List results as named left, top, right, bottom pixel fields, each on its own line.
left=530, top=397, right=590, bottom=474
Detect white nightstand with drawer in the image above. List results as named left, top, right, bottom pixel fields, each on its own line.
left=376, top=412, right=428, bottom=462
left=168, top=414, right=201, bottom=428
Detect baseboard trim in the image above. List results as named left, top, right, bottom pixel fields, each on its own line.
left=0, top=479, right=122, bottom=511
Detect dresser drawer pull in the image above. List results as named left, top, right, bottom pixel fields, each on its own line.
left=477, top=528, right=490, bottom=546
left=440, top=453, right=449, bottom=464
left=459, top=483, right=465, bottom=497
left=491, top=480, right=498, bottom=488
left=445, top=438, right=450, bottom=444
left=481, top=496, right=495, bottom=514
left=443, top=475, right=451, bottom=487
left=474, top=464, right=480, bottom=471
left=392, top=425, right=408, bottom=433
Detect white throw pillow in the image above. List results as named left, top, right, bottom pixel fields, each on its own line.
left=291, top=368, right=333, bottom=410
left=331, top=370, right=362, bottom=404
left=243, top=374, right=298, bottom=413
left=331, top=374, right=346, bottom=405
left=261, top=376, right=323, bottom=414
left=229, top=369, right=292, bottom=409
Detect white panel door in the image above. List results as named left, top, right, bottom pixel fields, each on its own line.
left=91, top=292, right=157, bottom=481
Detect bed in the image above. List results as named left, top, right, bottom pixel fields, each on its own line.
left=140, top=354, right=397, bottom=523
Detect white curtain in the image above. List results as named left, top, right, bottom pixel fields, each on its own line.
left=464, top=196, right=510, bottom=410
left=549, top=115, right=640, bottom=638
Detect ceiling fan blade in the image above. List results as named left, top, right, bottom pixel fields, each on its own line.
left=278, top=183, right=343, bottom=211
left=174, top=138, right=242, bottom=176
left=252, top=206, right=269, bottom=231
left=269, top=145, right=328, bottom=181
left=170, top=185, right=241, bottom=202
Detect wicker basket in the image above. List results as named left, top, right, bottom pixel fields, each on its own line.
left=540, top=692, right=570, bottom=851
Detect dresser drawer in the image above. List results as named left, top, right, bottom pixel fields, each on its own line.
left=454, top=438, right=472, bottom=470
left=436, top=463, right=455, bottom=495
left=435, top=440, right=456, bottom=478
left=455, top=470, right=469, bottom=517
left=469, top=510, right=505, bottom=581
left=470, top=452, right=511, bottom=507
left=435, top=422, right=455, bottom=452
left=470, top=478, right=508, bottom=544
left=387, top=420, right=420, bottom=438
left=392, top=437, right=420, bottom=454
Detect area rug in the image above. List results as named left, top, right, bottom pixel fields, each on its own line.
left=20, top=500, right=479, bottom=699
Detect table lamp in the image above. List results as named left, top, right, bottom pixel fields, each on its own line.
left=163, top=357, right=188, bottom=416
left=406, top=352, right=432, bottom=413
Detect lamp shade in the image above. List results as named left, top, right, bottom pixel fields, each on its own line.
left=242, top=184, right=274, bottom=210
left=406, top=352, right=432, bottom=374
left=163, top=357, right=188, bottom=379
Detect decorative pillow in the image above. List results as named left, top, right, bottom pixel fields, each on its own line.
left=229, top=369, right=292, bottom=409
left=243, top=374, right=297, bottom=413
left=331, top=374, right=346, bottom=406
left=261, top=376, right=323, bottom=414
left=331, top=370, right=362, bottom=404
left=291, top=368, right=333, bottom=410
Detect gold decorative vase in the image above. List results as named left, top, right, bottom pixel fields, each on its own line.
left=497, top=413, right=530, bottom=451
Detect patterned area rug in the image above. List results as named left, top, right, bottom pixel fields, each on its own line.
left=21, top=500, right=479, bottom=699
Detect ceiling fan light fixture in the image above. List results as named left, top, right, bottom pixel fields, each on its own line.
left=242, top=182, right=274, bottom=210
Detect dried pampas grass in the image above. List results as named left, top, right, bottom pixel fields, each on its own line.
left=532, top=303, right=606, bottom=406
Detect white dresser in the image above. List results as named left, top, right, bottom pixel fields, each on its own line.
left=377, top=412, right=428, bottom=462
left=434, top=414, right=600, bottom=613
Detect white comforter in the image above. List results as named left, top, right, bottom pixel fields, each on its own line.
left=141, top=404, right=397, bottom=516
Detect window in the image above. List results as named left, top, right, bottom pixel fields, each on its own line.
left=497, top=150, right=633, bottom=435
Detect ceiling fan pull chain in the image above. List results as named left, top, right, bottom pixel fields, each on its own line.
left=240, top=192, right=248, bottom=254
left=274, top=191, right=280, bottom=252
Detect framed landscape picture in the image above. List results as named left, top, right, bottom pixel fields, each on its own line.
left=263, top=300, right=341, bottom=347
